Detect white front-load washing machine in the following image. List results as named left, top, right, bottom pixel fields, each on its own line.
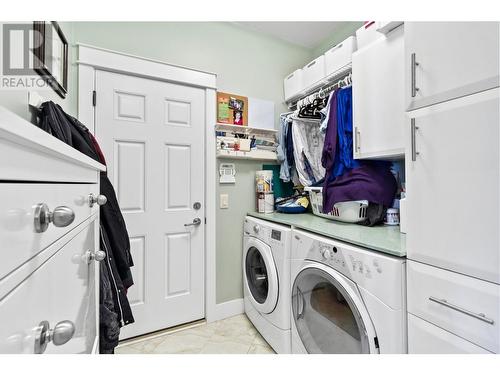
left=243, top=216, right=291, bottom=354
left=290, top=229, right=407, bottom=354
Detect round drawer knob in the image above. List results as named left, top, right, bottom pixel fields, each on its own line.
left=83, top=250, right=107, bottom=264
left=34, top=320, right=75, bottom=354
left=34, top=203, right=75, bottom=233
left=88, top=193, right=107, bottom=207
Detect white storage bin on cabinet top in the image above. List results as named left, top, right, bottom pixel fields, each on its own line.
left=302, top=55, right=326, bottom=89
left=283, top=69, right=303, bottom=101
left=356, top=21, right=383, bottom=49
left=324, top=36, right=357, bottom=76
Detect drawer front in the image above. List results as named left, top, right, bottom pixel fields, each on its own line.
left=0, top=219, right=98, bottom=354
left=0, top=183, right=99, bottom=280
left=407, top=260, right=499, bottom=353
left=408, top=314, right=491, bottom=354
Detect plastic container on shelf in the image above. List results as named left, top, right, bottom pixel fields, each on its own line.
left=305, top=186, right=368, bottom=223
left=355, top=21, right=384, bottom=50
left=324, top=36, right=357, bottom=76
left=302, top=55, right=326, bottom=89
left=283, top=69, right=304, bottom=101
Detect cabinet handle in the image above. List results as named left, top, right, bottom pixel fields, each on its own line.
left=34, top=203, right=75, bottom=233
left=428, top=296, right=494, bottom=325
left=411, top=53, right=420, bottom=98
left=410, top=119, right=419, bottom=161
left=354, top=127, right=361, bottom=153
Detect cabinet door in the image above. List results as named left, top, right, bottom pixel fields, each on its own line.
left=353, top=25, right=405, bottom=159
left=406, top=88, right=499, bottom=284
left=406, top=22, right=499, bottom=110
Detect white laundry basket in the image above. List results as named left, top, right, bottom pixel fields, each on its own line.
left=305, top=186, right=369, bottom=223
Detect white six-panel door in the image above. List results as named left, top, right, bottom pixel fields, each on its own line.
left=95, top=70, right=206, bottom=339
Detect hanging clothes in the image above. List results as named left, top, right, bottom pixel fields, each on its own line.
left=38, top=101, right=135, bottom=353
left=319, top=91, right=334, bottom=133
left=291, top=117, right=325, bottom=186
left=277, top=114, right=292, bottom=182
left=321, top=86, right=397, bottom=224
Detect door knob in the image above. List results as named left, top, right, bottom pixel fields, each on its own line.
left=34, top=203, right=75, bottom=233
left=83, top=250, right=107, bottom=264
left=184, top=218, right=202, bottom=227
left=88, top=193, right=107, bottom=207
left=34, top=320, right=75, bottom=354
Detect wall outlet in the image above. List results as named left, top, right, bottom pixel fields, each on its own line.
left=220, top=194, right=229, bottom=209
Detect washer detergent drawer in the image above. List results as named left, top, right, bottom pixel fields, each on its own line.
left=407, top=260, right=499, bottom=353
left=0, top=219, right=98, bottom=354
left=408, top=314, right=491, bottom=354
left=0, top=183, right=99, bottom=281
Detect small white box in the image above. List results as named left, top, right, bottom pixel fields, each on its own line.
left=356, top=21, right=384, bottom=50
left=324, top=36, right=357, bottom=76
left=283, top=69, right=303, bottom=101
left=302, top=55, right=326, bottom=89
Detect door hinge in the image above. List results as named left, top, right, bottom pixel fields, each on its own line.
left=204, top=217, right=207, bottom=224
left=92, top=90, right=96, bottom=107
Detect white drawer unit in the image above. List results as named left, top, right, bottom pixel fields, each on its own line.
left=283, top=69, right=303, bottom=101
left=408, top=314, right=492, bottom=354
left=405, top=22, right=500, bottom=111
left=0, top=218, right=100, bottom=354
left=352, top=24, right=405, bottom=159
left=407, top=260, right=500, bottom=353
left=302, top=55, right=326, bottom=89
left=0, top=183, right=99, bottom=281
left=0, top=106, right=105, bottom=354
left=324, top=36, right=357, bottom=76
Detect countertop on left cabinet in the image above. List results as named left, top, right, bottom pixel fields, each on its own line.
left=0, top=106, right=106, bottom=354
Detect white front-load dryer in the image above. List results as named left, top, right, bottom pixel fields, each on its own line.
left=243, top=216, right=291, bottom=354
left=290, top=229, right=407, bottom=354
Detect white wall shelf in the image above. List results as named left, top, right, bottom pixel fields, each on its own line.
left=216, top=149, right=277, bottom=161
left=215, top=123, right=277, bottom=139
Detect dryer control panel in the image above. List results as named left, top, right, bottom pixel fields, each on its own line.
left=291, top=228, right=406, bottom=310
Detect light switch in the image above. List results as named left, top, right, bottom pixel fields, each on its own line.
left=220, top=194, right=229, bottom=209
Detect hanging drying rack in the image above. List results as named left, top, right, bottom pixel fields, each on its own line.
left=296, top=72, right=352, bottom=110
left=286, top=63, right=352, bottom=110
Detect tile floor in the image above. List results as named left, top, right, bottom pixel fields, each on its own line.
left=115, top=314, right=276, bottom=354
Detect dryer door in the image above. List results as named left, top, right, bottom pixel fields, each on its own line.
left=243, top=237, right=279, bottom=314
left=291, top=262, right=378, bottom=354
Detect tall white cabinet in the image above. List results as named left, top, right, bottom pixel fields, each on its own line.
left=405, top=22, right=500, bottom=354
left=0, top=107, right=105, bottom=354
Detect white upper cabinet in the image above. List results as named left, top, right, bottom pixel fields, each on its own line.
left=405, top=88, right=499, bottom=284
left=353, top=25, right=405, bottom=159
left=405, top=22, right=500, bottom=111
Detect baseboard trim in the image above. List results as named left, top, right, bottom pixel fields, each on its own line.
left=207, top=298, right=244, bottom=323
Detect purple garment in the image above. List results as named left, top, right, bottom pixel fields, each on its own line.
left=321, top=90, right=338, bottom=179
left=322, top=163, right=397, bottom=214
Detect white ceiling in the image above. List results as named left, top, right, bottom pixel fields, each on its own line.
left=234, top=22, right=356, bottom=49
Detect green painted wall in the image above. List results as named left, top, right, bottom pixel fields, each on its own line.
left=72, top=22, right=311, bottom=303
left=311, top=22, right=363, bottom=57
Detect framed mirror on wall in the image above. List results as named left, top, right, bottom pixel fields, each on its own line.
left=33, top=21, right=68, bottom=98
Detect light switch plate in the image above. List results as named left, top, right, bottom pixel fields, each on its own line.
left=220, top=194, right=229, bottom=209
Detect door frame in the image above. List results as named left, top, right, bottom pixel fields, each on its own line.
left=76, top=44, right=219, bottom=323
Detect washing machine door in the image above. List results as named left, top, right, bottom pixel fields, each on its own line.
left=291, top=262, right=378, bottom=354
left=243, top=237, right=279, bottom=314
